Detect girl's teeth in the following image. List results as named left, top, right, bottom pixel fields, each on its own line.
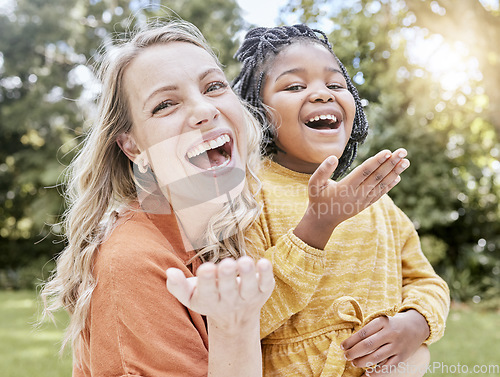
left=307, top=114, right=338, bottom=123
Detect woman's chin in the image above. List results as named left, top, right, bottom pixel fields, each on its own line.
left=207, top=178, right=245, bottom=204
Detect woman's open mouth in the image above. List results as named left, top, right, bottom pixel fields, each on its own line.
left=304, top=114, right=340, bottom=130
left=185, top=133, right=232, bottom=171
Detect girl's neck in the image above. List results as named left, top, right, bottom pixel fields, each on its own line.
left=272, top=151, right=320, bottom=174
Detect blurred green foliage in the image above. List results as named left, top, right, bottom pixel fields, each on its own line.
left=1, top=0, right=499, bottom=306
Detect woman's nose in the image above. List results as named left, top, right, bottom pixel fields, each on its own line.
left=188, top=98, right=220, bottom=128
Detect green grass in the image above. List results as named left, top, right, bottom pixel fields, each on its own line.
left=1, top=291, right=499, bottom=376
left=429, top=303, right=500, bottom=376
left=0, top=290, right=72, bottom=377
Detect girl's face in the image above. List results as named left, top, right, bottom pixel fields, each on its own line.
left=121, top=42, right=247, bottom=210
left=261, top=42, right=356, bottom=174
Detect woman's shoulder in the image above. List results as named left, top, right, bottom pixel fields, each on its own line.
left=102, top=207, right=165, bottom=249
left=95, top=207, right=190, bottom=277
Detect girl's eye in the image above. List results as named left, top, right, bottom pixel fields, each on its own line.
left=152, top=100, right=174, bottom=115
left=206, top=81, right=228, bottom=93
left=284, top=84, right=305, bottom=91
left=328, top=83, right=346, bottom=90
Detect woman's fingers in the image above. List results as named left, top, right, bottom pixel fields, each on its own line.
left=237, top=256, right=258, bottom=300
left=167, top=258, right=275, bottom=317
left=256, top=258, right=275, bottom=295
left=166, top=268, right=196, bottom=307
left=195, top=262, right=219, bottom=303
left=217, top=258, right=239, bottom=303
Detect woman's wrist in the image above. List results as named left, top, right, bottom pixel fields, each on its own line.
left=207, top=316, right=262, bottom=377
left=207, top=314, right=260, bottom=339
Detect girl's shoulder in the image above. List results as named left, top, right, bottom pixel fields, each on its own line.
left=370, top=194, right=417, bottom=235
left=258, top=158, right=310, bottom=187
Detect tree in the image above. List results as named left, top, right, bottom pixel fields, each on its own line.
left=405, top=0, right=500, bottom=137
left=0, top=0, right=84, bottom=285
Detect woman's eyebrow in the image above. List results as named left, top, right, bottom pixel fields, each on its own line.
left=199, top=67, right=224, bottom=81
left=142, top=68, right=224, bottom=110
left=143, top=85, right=178, bottom=110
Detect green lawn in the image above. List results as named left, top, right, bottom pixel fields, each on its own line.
left=429, top=303, right=500, bottom=376
left=0, top=290, right=72, bottom=377
left=0, top=291, right=499, bottom=377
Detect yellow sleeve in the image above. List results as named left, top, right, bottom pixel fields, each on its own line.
left=396, top=208, right=450, bottom=344
left=247, top=213, right=326, bottom=339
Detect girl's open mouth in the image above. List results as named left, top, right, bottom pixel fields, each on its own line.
left=304, top=114, right=340, bottom=130
left=185, top=133, right=232, bottom=171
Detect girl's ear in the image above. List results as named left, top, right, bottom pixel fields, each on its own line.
left=116, top=133, right=141, bottom=162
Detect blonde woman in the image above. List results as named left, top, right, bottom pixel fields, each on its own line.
left=41, top=21, right=274, bottom=376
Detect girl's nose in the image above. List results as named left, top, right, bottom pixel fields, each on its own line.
left=309, top=86, right=335, bottom=103
left=188, top=98, right=220, bottom=128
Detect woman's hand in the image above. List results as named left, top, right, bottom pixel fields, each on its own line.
left=167, top=257, right=275, bottom=377
left=166, top=256, right=275, bottom=331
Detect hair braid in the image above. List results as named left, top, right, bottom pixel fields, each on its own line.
left=233, top=24, right=368, bottom=179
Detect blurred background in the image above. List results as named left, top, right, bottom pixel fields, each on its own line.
left=0, top=0, right=499, bottom=375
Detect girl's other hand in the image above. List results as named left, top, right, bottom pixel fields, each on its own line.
left=341, top=310, right=430, bottom=375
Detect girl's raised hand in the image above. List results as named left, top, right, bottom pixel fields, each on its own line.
left=294, top=149, right=409, bottom=250
left=166, top=257, right=275, bottom=330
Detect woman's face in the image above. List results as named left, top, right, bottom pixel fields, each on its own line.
left=122, top=42, right=247, bottom=211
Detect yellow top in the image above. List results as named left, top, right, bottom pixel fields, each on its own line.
left=250, top=159, right=450, bottom=377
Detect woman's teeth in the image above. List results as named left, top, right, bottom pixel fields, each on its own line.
left=185, top=133, right=232, bottom=171
left=186, top=134, right=230, bottom=159
left=206, top=156, right=230, bottom=171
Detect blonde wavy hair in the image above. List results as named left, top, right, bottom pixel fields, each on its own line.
left=41, top=19, right=262, bottom=354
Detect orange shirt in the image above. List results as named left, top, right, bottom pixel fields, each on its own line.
left=73, top=205, right=208, bottom=377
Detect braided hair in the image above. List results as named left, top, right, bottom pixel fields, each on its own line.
left=233, top=24, right=368, bottom=179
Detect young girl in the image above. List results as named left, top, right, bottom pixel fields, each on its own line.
left=233, top=24, right=450, bottom=376
left=41, top=21, right=275, bottom=376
